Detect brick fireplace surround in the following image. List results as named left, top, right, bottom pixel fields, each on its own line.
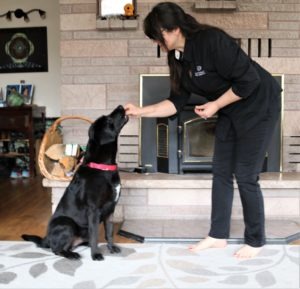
left=45, top=0, right=300, bottom=241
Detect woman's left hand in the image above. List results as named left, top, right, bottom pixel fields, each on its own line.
left=194, top=101, right=220, bottom=119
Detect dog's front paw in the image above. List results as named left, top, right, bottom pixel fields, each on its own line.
left=107, top=244, right=121, bottom=254
left=58, top=251, right=81, bottom=260
left=92, top=253, right=104, bottom=261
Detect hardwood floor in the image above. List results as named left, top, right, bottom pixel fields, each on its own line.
left=0, top=176, right=135, bottom=243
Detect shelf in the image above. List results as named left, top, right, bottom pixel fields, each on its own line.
left=96, top=17, right=138, bottom=31
left=0, top=152, right=29, bottom=158
left=0, top=139, right=29, bottom=142
left=0, top=105, right=45, bottom=177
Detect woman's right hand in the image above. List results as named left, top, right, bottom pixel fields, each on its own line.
left=124, top=103, right=141, bottom=117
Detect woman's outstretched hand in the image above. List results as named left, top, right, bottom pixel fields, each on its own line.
left=124, top=103, right=141, bottom=117
left=124, top=100, right=177, bottom=118
left=194, top=101, right=220, bottom=119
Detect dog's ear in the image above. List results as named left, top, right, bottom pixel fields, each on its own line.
left=99, top=125, right=117, bottom=145
left=90, top=117, right=117, bottom=145
left=99, top=134, right=116, bottom=145
left=88, top=125, right=95, bottom=140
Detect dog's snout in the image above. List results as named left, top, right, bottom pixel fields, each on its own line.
left=111, top=105, right=125, bottom=116
left=114, top=105, right=124, bottom=113
left=118, top=106, right=126, bottom=116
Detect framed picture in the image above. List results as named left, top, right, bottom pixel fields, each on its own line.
left=20, top=84, right=34, bottom=104
left=6, top=84, right=20, bottom=98
left=0, top=27, right=48, bottom=73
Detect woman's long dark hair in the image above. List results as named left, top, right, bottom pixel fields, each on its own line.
left=144, top=2, right=216, bottom=94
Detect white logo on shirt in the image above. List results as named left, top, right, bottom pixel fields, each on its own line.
left=194, top=65, right=206, bottom=77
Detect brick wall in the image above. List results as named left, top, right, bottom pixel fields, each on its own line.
left=60, top=0, right=300, bottom=172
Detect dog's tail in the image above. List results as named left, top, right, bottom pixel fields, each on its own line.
left=21, top=234, right=49, bottom=248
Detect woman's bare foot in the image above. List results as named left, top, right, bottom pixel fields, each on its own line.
left=188, top=236, right=227, bottom=252
left=234, top=245, right=263, bottom=259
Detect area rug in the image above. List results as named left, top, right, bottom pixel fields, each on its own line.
left=0, top=241, right=298, bottom=289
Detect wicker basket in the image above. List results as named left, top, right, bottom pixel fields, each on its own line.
left=38, top=116, right=93, bottom=181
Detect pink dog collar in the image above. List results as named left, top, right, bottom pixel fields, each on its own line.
left=86, top=162, right=117, bottom=171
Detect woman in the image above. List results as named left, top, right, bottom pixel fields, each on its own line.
left=125, top=2, right=281, bottom=258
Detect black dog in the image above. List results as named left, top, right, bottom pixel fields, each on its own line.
left=22, top=105, right=128, bottom=260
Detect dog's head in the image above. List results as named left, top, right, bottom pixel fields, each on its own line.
left=88, top=105, right=128, bottom=146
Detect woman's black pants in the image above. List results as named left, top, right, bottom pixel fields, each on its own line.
left=209, top=109, right=280, bottom=247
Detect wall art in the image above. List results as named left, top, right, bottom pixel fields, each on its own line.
left=0, top=26, right=48, bottom=73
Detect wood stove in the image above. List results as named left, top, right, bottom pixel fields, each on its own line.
left=155, top=111, right=217, bottom=173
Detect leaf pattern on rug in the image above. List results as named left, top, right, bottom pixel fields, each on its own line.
left=218, top=266, right=248, bottom=272
left=0, top=272, right=17, bottom=284
left=131, top=264, right=157, bottom=274
left=103, top=276, right=141, bottom=288
left=166, top=259, right=219, bottom=276
left=11, top=252, right=50, bottom=259
left=219, top=275, right=248, bottom=285
left=177, top=276, right=209, bottom=283
left=125, top=252, right=155, bottom=260
left=53, top=259, right=83, bottom=276
left=260, top=248, right=280, bottom=257
left=255, top=271, right=276, bottom=287
left=238, top=259, right=273, bottom=266
left=73, top=281, right=97, bottom=289
left=29, top=262, right=48, bottom=278
left=5, top=244, right=32, bottom=251
left=137, top=278, right=166, bottom=288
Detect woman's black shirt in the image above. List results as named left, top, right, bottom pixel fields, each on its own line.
left=168, top=28, right=282, bottom=139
